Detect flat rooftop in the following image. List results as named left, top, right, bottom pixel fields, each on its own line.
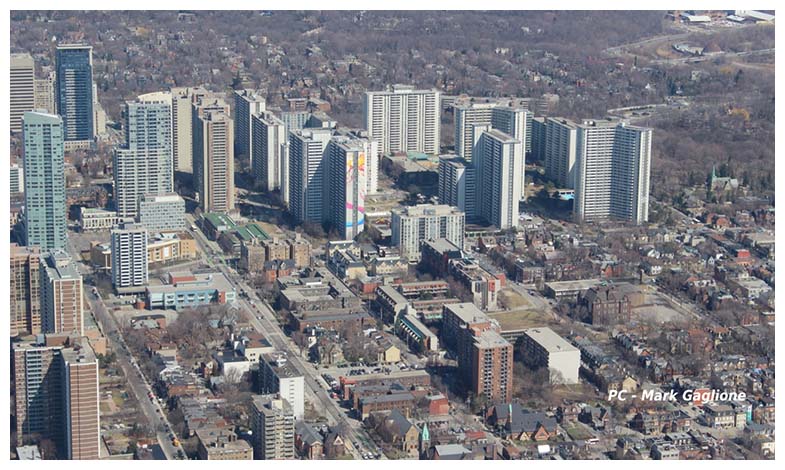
left=444, top=302, right=490, bottom=325
left=545, top=279, right=602, bottom=293
left=523, top=327, right=578, bottom=354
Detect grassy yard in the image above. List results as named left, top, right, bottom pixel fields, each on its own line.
left=490, top=309, right=556, bottom=330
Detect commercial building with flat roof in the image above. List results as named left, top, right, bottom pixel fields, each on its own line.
left=79, top=207, right=119, bottom=232
left=145, top=271, right=236, bottom=310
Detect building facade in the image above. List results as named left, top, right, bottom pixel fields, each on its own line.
left=544, top=117, right=579, bottom=189
left=391, top=204, right=465, bottom=261
left=40, top=251, right=84, bottom=336
left=326, top=136, right=367, bottom=239
left=113, top=92, right=173, bottom=218
left=138, top=193, right=186, bottom=232
left=474, top=127, right=523, bottom=229
left=288, top=128, right=332, bottom=224
left=252, top=395, right=296, bottom=460
left=171, top=86, right=208, bottom=174
left=193, top=96, right=235, bottom=213
left=573, top=121, right=652, bottom=225
left=252, top=111, right=288, bottom=193
left=111, top=222, right=149, bottom=291
left=55, top=44, right=94, bottom=146
left=23, top=111, right=67, bottom=251
left=11, top=244, right=42, bottom=336
left=364, top=85, right=440, bottom=156
left=258, top=354, right=305, bottom=419
left=234, top=89, right=266, bottom=163
left=11, top=53, right=36, bottom=133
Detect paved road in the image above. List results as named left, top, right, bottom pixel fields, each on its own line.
left=66, top=236, right=182, bottom=460
left=186, top=214, right=382, bottom=459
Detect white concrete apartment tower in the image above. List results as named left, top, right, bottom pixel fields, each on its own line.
left=11, top=53, right=36, bottom=133
left=251, top=111, right=288, bottom=193
left=474, top=126, right=523, bottom=229
left=544, top=117, right=579, bottom=189
left=327, top=136, right=368, bottom=240
left=113, top=92, right=173, bottom=218
left=288, top=128, right=332, bottom=224
left=612, top=123, right=652, bottom=224
left=234, top=89, right=266, bottom=166
left=573, top=120, right=652, bottom=225
left=363, top=85, right=440, bottom=156
left=111, top=222, right=149, bottom=292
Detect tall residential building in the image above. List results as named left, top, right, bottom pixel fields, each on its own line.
left=13, top=340, right=100, bottom=459
left=11, top=163, right=24, bottom=194
left=438, top=156, right=477, bottom=219
left=454, top=101, right=530, bottom=162
left=252, top=395, right=295, bottom=460
left=573, top=121, right=652, bottom=225
left=171, top=86, right=208, bottom=173
left=11, top=53, right=36, bottom=133
left=23, top=111, right=67, bottom=251
left=34, top=70, right=56, bottom=114
left=193, top=96, right=235, bottom=213
left=10, top=244, right=42, bottom=336
left=474, top=126, right=524, bottom=229
left=471, top=330, right=514, bottom=403
left=442, top=303, right=513, bottom=403
left=544, top=117, right=579, bottom=188
left=111, top=222, right=149, bottom=291
left=454, top=102, right=495, bottom=162
left=288, top=128, right=332, bottom=224
left=326, top=135, right=368, bottom=239
left=13, top=342, right=65, bottom=447
left=391, top=204, right=465, bottom=260
left=337, top=129, right=380, bottom=195
left=40, top=251, right=84, bottom=336
left=530, top=117, right=547, bottom=163
left=363, top=85, right=440, bottom=156
left=258, top=354, right=305, bottom=419
left=55, top=44, right=94, bottom=146
left=138, top=193, right=186, bottom=232
left=234, top=89, right=266, bottom=163
left=113, top=92, right=173, bottom=218
left=251, top=111, right=288, bottom=192
left=61, top=344, right=100, bottom=459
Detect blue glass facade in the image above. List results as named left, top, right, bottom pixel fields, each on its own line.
left=55, top=45, right=94, bottom=142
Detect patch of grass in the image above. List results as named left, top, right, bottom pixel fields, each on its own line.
left=564, top=424, right=594, bottom=441
left=490, top=309, right=555, bottom=330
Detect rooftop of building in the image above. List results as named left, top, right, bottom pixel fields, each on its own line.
left=203, top=212, right=236, bottom=230
left=474, top=329, right=512, bottom=349
left=392, top=204, right=465, bottom=217
left=261, top=353, right=303, bottom=379
left=140, top=192, right=184, bottom=203
left=444, top=302, right=491, bottom=325
left=544, top=279, right=603, bottom=293
left=42, top=251, right=81, bottom=280
left=147, top=271, right=234, bottom=294
left=523, top=327, right=579, bottom=354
